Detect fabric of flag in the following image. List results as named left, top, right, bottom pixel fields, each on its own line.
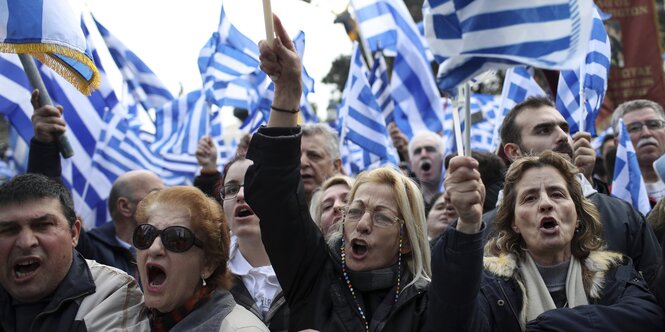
left=423, top=0, right=594, bottom=93
left=611, top=119, right=651, bottom=216
left=367, top=51, right=394, bottom=123
left=491, top=66, right=547, bottom=152
left=442, top=94, right=501, bottom=155
left=351, top=0, right=442, bottom=139
left=151, top=90, right=210, bottom=155
left=338, top=44, right=399, bottom=175
left=0, top=16, right=199, bottom=228
left=199, top=7, right=316, bottom=129
left=94, top=18, right=173, bottom=110
left=555, top=7, right=610, bottom=137
left=0, top=0, right=99, bottom=94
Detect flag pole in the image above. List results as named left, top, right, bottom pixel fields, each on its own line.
left=262, top=0, right=275, bottom=47
left=464, top=81, right=471, bottom=157
left=18, top=54, right=74, bottom=158
left=452, top=88, right=464, bottom=157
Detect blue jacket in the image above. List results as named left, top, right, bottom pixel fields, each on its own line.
left=426, top=227, right=665, bottom=332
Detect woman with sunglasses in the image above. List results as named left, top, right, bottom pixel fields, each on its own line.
left=219, top=155, right=291, bottom=331
left=243, top=15, right=431, bottom=331
left=133, top=186, right=269, bottom=331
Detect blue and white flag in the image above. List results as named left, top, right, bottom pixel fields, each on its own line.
left=0, top=16, right=197, bottom=229
left=492, top=66, right=547, bottom=151
left=198, top=6, right=261, bottom=109
left=423, top=0, right=594, bottom=93
left=338, top=44, right=399, bottom=175
left=367, top=51, right=394, bottom=123
left=441, top=94, right=501, bottom=156
left=0, top=0, right=99, bottom=94
left=151, top=90, right=210, bottom=155
left=94, top=18, right=173, bottom=110
left=556, top=7, right=610, bottom=137
left=351, top=0, right=442, bottom=139
left=611, top=119, right=651, bottom=216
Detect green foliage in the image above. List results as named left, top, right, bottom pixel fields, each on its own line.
left=322, top=55, right=351, bottom=94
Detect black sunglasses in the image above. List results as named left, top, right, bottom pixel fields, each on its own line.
left=132, top=224, right=204, bottom=253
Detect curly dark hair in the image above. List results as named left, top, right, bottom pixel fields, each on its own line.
left=486, top=151, right=604, bottom=261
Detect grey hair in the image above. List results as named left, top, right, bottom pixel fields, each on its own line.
left=611, top=99, right=665, bottom=132
left=301, top=123, right=341, bottom=161
left=407, top=131, right=445, bottom=159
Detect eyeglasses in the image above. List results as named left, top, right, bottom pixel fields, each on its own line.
left=133, top=224, right=204, bottom=253
left=220, top=183, right=244, bottom=200
left=626, top=119, right=665, bottom=134
left=342, top=205, right=402, bottom=228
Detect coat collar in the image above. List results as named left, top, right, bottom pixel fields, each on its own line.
left=483, top=250, right=624, bottom=300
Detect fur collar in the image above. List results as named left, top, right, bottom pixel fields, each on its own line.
left=483, top=250, right=624, bottom=300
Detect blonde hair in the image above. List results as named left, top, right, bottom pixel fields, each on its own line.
left=136, top=186, right=232, bottom=290
left=486, top=152, right=604, bottom=261
left=309, top=175, right=355, bottom=230
left=330, top=167, right=431, bottom=289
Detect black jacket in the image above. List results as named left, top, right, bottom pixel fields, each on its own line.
left=245, top=126, right=429, bottom=332
left=76, top=222, right=137, bottom=278
left=482, top=192, right=663, bottom=289
left=230, top=275, right=289, bottom=332
left=426, top=227, right=665, bottom=332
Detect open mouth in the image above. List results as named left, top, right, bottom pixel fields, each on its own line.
left=351, top=239, right=368, bottom=256
left=236, top=207, right=254, bottom=218
left=147, top=265, right=167, bottom=287
left=14, top=259, right=40, bottom=279
left=540, top=218, right=558, bottom=230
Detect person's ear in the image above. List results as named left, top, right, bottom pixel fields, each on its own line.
left=334, top=158, right=344, bottom=174
left=503, top=143, right=523, bottom=162
left=399, top=235, right=412, bottom=254
left=117, top=197, right=133, bottom=218
left=511, top=221, right=520, bottom=234
left=71, top=218, right=82, bottom=247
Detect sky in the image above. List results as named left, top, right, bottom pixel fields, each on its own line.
left=78, top=0, right=352, bottom=125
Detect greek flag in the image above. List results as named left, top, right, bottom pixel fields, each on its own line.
left=611, top=119, right=651, bottom=216
left=199, top=7, right=316, bottom=129
left=555, top=7, right=610, bottom=136
left=351, top=0, right=442, bottom=139
left=423, top=0, right=594, bottom=92
left=151, top=90, right=210, bottom=155
left=198, top=6, right=260, bottom=109
left=93, top=18, right=173, bottom=110
left=441, top=94, right=501, bottom=156
left=338, top=44, right=399, bottom=175
left=367, top=51, right=394, bottom=123
left=0, top=17, right=198, bottom=228
left=492, top=66, right=547, bottom=151
left=0, top=0, right=99, bottom=94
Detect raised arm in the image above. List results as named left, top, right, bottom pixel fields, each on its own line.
left=27, top=89, right=64, bottom=178
left=258, top=14, right=301, bottom=128
left=244, top=14, right=328, bottom=330
left=427, top=156, right=490, bottom=332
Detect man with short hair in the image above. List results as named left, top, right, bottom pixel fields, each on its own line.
left=611, top=99, right=665, bottom=203
left=486, top=96, right=662, bottom=288
left=0, top=173, right=147, bottom=331
left=408, top=131, right=445, bottom=206
left=300, top=123, right=343, bottom=204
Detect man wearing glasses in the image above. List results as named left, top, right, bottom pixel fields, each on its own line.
left=611, top=99, right=665, bottom=204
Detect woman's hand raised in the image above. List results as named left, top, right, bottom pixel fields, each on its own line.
left=259, top=14, right=302, bottom=127
left=444, top=156, right=485, bottom=234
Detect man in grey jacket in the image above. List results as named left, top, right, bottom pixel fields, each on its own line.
left=0, top=173, right=148, bottom=331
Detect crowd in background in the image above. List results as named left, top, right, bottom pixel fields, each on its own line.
left=2, top=14, right=665, bottom=332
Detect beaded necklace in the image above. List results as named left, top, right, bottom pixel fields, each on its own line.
left=340, top=223, right=404, bottom=332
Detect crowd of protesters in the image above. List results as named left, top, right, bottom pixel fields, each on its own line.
left=2, top=14, right=665, bottom=332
